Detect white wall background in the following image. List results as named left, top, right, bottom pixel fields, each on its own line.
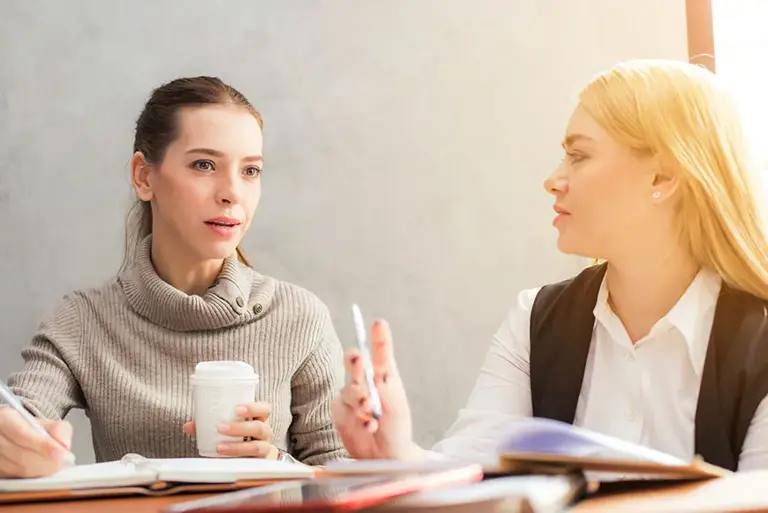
left=0, top=0, right=688, bottom=463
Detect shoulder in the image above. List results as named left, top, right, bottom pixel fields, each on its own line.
left=253, top=273, right=332, bottom=323
left=251, top=274, right=342, bottom=371
left=43, top=277, right=124, bottom=322
left=248, top=271, right=335, bottom=345
left=498, top=264, right=606, bottom=341
left=60, top=278, right=125, bottom=319
left=32, top=278, right=124, bottom=354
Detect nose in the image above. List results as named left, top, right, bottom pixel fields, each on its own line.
left=543, top=164, right=568, bottom=196
left=216, top=168, right=243, bottom=205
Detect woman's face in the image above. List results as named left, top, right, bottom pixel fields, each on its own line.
left=134, top=104, right=264, bottom=262
left=544, top=105, right=662, bottom=260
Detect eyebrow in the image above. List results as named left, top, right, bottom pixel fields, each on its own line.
left=185, top=148, right=264, bottom=163
left=561, top=134, right=595, bottom=148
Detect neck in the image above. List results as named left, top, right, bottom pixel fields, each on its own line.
left=150, top=233, right=224, bottom=296
left=605, top=243, right=699, bottom=343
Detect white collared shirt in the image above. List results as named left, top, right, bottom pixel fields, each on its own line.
left=432, top=269, right=768, bottom=469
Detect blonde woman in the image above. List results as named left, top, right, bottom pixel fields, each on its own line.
left=332, top=59, right=768, bottom=471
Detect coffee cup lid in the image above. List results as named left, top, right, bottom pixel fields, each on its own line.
left=191, top=361, right=257, bottom=380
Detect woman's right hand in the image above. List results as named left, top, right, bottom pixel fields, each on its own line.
left=331, top=319, right=425, bottom=460
left=0, top=407, right=73, bottom=478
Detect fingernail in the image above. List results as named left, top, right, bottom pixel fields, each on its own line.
left=217, top=423, right=230, bottom=433
left=236, top=406, right=247, bottom=415
left=217, top=444, right=228, bottom=453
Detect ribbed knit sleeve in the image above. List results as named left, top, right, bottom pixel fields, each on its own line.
left=7, top=295, right=86, bottom=420
left=289, top=302, right=348, bottom=465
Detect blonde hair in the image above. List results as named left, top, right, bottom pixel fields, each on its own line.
left=579, top=59, right=768, bottom=300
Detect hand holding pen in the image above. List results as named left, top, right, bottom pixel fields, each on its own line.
left=0, top=380, right=75, bottom=478
left=331, top=306, right=426, bottom=461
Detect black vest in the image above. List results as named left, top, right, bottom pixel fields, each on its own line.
left=529, top=263, right=768, bottom=471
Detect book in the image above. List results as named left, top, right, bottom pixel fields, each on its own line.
left=495, top=418, right=730, bottom=480
left=0, top=453, right=314, bottom=504
left=376, top=474, right=586, bottom=512
left=320, top=459, right=481, bottom=476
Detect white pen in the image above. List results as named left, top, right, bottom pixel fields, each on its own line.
left=0, top=379, right=76, bottom=466
left=351, top=304, right=383, bottom=419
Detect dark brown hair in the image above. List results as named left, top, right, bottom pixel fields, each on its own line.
left=123, top=76, right=263, bottom=270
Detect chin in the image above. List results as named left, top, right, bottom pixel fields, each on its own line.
left=197, top=241, right=240, bottom=261
left=556, top=235, right=591, bottom=258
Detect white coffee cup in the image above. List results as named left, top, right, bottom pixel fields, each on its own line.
left=190, top=361, right=260, bottom=458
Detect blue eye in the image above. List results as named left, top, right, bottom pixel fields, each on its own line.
left=193, top=160, right=215, bottom=171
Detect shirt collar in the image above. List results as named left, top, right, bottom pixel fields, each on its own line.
left=593, top=267, right=722, bottom=376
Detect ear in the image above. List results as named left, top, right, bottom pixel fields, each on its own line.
left=649, top=157, right=681, bottom=203
left=131, top=152, right=154, bottom=202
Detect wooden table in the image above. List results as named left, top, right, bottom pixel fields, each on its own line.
left=6, top=472, right=768, bottom=512
left=573, top=471, right=768, bottom=512
left=1, top=493, right=217, bottom=513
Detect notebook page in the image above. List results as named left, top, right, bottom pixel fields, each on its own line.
left=497, top=418, right=685, bottom=465
left=0, top=460, right=157, bottom=492
left=150, top=458, right=314, bottom=483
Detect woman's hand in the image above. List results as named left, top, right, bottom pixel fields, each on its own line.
left=332, top=319, right=425, bottom=460
left=184, top=401, right=279, bottom=459
left=0, top=408, right=73, bottom=478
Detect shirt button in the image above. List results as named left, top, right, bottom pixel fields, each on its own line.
left=624, top=352, right=633, bottom=362
left=627, top=409, right=637, bottom=421
left=253, top=303, right=263, bottom=315
left=236, top=296, right=245, bottom=307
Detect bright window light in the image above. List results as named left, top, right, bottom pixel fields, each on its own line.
left=712, top=1, right=768, bottom=171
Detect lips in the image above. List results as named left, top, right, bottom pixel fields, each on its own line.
left=205, top=217, right=241, bottom=228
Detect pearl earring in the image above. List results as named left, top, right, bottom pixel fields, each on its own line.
left=652, top=191, right=661, bottom=199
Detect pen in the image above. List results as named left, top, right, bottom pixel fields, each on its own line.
left=0, top=379, right=76, bottom=466
left=351, top=304, right=383, bottom=419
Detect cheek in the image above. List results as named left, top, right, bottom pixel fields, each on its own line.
left=243, top=182, right=262, bottom=216
left=155, top=167, right=207, bottom=212
left=567, top=165, right=628, bottom=235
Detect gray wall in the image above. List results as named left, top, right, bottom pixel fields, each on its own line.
left=0, top=1, right=688, bottom=463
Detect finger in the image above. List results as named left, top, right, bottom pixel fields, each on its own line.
left=43, top=420, right=73, bottom=450
left=0, top=435, right=62, bottom=478
left=0, top=411, right=58, bottom=456
left=219, top=419, right=272, bottom=441
left=362, top=417, right=379, bottom=434
left=0, top=437, right=24, bottom=477
left=217, top=440, right=274, bottom=458
left=235, top=402, right=271, bottom=421
left=183, top=421, right=195, bottom=435
left=371, top=319, right=397, bottom=377
left=345, top=349, right=365, bottom=385
left=331, top=400, right=379, bottom=458
left=340, top=385, right=377, bottom=423
left=340, top=382, right=369, bottom=410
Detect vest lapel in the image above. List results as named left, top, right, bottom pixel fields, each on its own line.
left=695, top=284, right=766, bottom=471
left=529, top=263, right=607, bottom=423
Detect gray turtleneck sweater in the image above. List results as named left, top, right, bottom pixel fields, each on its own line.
left=7, top=237, right=347, bottom=465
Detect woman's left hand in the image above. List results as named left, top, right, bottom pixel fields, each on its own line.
left=183, top=401, right=279, bottom=459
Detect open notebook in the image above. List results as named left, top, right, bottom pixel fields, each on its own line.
left=0, top=453, right=314, bottom=504
left=496, top=418, right=730, bottom=480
